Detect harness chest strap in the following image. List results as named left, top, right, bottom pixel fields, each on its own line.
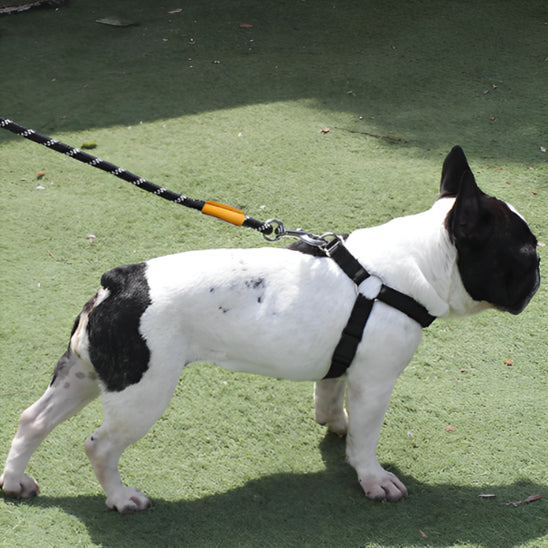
left=323, top=238, right=436, bottom=379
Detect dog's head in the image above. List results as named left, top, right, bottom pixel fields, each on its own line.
left=440, top=146, right=540, bottom=314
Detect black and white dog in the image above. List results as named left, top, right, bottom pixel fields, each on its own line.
left=1, top=147, right=540, bottom=513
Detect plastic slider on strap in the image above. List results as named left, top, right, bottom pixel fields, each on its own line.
left=201, top=201, right=246, bottom=226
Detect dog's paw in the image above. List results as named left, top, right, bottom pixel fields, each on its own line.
left=358, top=470, right=408, bottom=502
left=106, top=486, right=151, bottom=514
left=0, top=472, right=40, bottom=499
left=326, top=411, right=349, bottom=437
left=316, top=409, right=349, bottom=437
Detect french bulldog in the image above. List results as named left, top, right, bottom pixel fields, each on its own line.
left=0, top=146, right=540, bottom=513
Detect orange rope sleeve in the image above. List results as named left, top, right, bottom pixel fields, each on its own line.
left=201, top=201, right=246, bottom=226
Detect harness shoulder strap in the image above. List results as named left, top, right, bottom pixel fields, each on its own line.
left=324, top=294, right=373, bottom=379
left=323, top=238, right=435, bottom=379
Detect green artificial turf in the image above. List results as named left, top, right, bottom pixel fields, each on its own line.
left=1, top=1, right=547, bottom=547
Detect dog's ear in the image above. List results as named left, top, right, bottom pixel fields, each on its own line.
left=446, top=168, right=490, bottom=244
left=439, top=146, right=473, bottom=198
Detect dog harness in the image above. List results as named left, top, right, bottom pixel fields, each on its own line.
left=322, top=237, right=436, bottom=379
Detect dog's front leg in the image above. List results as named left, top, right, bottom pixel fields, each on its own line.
left=346, top=369, right=408, bottom=502
left=344, top=320, right=420, bottom=502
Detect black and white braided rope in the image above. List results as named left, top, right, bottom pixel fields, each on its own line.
left=0, top=117, right=273, bottom=234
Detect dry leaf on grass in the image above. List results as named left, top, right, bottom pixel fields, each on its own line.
left=503, top=494, right=542, bottom=507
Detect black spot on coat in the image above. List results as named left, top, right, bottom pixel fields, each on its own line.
left=87, top=262, right=152, bottom=392
left=244, top=278, right=265, bottom=289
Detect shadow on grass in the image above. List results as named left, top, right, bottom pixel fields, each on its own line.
left=1, top=0, right=546, bottom=163
left=7, top=435, right=546, bottom=547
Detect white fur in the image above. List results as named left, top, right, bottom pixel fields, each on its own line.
left=0, top=197, right=498, bottom=512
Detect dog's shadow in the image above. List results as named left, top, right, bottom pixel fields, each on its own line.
left=7, top=435, right=546, bottom=547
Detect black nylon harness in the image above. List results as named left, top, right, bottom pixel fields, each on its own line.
left=322, top=237, right=436, bottom=379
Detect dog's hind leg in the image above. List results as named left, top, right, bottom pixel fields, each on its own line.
left=314, top=377, right=348, bottom=436
left=0, top=348, right=100, bottom=499
left=84, top=362, right=183, bottom=513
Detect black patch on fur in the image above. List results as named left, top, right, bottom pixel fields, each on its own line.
left=244, top=277, right=265, bottom=289
left=446, top=199, right=540, bottom=314
left=443, top=164, right=540, bottom=313
left=440, top=146, right=539, bottom=314
left=87, top=262, right=152, bottom=392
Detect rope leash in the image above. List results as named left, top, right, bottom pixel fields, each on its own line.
left=1, top=117, right=436, bottom=379
left=0, top=117, right=331, bottom=247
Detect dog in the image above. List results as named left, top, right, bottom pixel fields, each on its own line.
left=1, top=146, right=540, bottom=513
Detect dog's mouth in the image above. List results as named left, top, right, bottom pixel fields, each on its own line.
left=500, top=267, right=541, bottom=315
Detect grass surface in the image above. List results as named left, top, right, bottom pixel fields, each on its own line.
left=1, top=1, right=547, bottom=547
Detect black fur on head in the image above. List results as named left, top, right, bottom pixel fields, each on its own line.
left=441, top=146, right=540, bottom=314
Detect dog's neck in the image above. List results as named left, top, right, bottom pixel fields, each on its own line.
left=346, top=198, right=490, bottom=319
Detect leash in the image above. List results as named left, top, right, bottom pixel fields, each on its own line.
left=1, top=116, right=436, bottom=378
left=0, top=117, right=331, bottom=247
